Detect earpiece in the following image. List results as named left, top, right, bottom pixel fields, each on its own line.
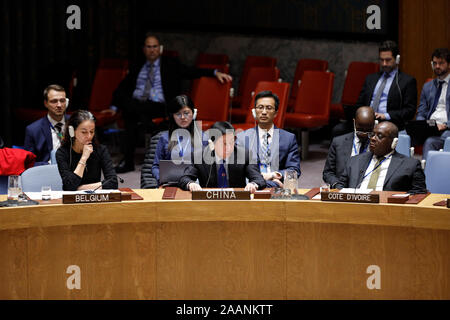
left=193, top=108, right=198, bottom=120
left=252, top=108, right=256, bottom=119
left=430, top=61, right=434, bottom=71
left=160, top=45, right=163, bottom=54
left=65, top=98, right=69, bottom=108
left=391, top=137, right=398, bottom=150
left=395, top=55, right=400, bottom=65
left=208, top=139, right=215, bottom=152
left=68, top=126, right=75, bottom=138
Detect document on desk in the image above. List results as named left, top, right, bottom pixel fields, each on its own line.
left=339, top=188, right=373, bottom=194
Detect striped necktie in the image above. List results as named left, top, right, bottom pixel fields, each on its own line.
left=372, top=74, right=388, bottom=113
left=261, top=132, right=270, bottom=165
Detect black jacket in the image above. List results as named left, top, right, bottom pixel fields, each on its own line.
left=140, top=132, right=163, bottom=189
left=323, top=132, right=355, bottom=188
left=179, top=145, right=266, bottom=190
left=356, top=71, right=417, bottom=130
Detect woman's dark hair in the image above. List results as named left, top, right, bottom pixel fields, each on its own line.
left=167, top=95, right=196, bottom=152
left=61, top=110, right=97, bottom=147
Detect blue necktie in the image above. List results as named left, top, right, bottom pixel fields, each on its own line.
left=428, top=80, right=444, bottom=119
left=217, top=163, right=228, bottom=188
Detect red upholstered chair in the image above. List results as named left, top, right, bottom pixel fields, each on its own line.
left=233, top=56, right=277, bottom=108
left=88, top=58, right=129, bottom=128
left=233, top=81, right=291, bottom=132
left=190, top=77, right=232, bottom=130
left=284, top=71, right=334, bottom=159
left=231, top=66, right=280, bottom=123
left=330, top=61, right=379, bottom=119
left=195, top=53, right=229, bottom=68
left=288, top=59, right=329, bottom=111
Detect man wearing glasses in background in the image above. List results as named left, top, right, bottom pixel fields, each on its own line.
left=24, top=84, right=68, bottom=166
left=336, top=121, right=426, bottom=194
left=323, top=106, right=375, bottom=189
left=237, top=91, right=301, bottom=188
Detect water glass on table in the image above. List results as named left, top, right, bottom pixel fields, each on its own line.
left=7, top=175, right=22, bottom=200
left=283, top=170, right=298, bottom=193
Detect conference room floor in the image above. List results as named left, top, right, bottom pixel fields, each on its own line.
left=114, top=142, right=330, bottom=189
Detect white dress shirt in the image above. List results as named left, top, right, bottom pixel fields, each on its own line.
left=430, top=73, right=450, bottom=124
left=359, top=150, right=394, bottom=191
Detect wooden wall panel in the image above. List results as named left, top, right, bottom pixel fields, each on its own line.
left=399, top=0, right=450, bottom=100
left=156, top=222, right=286, bottom=299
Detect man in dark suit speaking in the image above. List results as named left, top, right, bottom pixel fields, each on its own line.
left=179, top=122, right=266, bottom=193
left=112, top=33, right=232, bottom=173
left=323, top=106, right=375, bottom=189
left=336, top=121, right=427, bottom=194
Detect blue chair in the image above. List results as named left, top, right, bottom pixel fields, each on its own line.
left=444, top=137, right=450, bottom=152
left=424, top=151, right=450, bottom=194
left=396, top=133, right=412, bottom=157
left=20, top=164, right=63, bottom=192
left=0, top=176, right=8, bottom=194
left=50, top=149, right=57, bottom=164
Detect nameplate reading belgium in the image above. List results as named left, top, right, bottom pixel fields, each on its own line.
left=62, top=192, right=122, bottom=204
left=192, top=190, right=251, bottom=200
left=321, top=191, right=379, bottom=203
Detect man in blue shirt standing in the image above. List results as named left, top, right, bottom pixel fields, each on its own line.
left=112, top=33, right=232, bottom=173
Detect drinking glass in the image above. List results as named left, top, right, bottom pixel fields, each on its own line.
left=283, top=170, right=298, bottom=193
left=7, top=175, right=22, bottom=200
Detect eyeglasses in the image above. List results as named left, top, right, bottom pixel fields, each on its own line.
left=367, top=132, right=387, bottom=140
left=255, top=105, right=275, bottom=112
left=48, top=98, right=67, bottom=105
left=174, top=111, right=193, bottom=119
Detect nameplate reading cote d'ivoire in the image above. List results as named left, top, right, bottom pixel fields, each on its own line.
left=62, top=192, right=122, bottom=204
left=192, top=190, right=251, bottom=200
left=321, top=191, right=379, bottom=204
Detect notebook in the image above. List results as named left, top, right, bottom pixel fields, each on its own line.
left=405, top=120, right=441, bottom=146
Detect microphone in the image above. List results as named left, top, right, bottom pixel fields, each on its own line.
left=84, top=175, right=122, bottom=194
left=117, top=175, right=124, bottom=183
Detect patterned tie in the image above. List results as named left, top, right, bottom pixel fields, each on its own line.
left=372, top=74, right=388, bottom=113
left=54, top=122, right=63, bottom=140
left=428, top=80, right=444, bottom=119
left=217, top=163, right=228, bottom=188
left=367, top=157, right=385, bottom=189
left=140, top=62, right=154, bottom=101
left=260, top=132, right=271, bottom=165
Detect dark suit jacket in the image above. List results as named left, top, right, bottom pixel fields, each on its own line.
left=336, top=151, right=427, bottom=194
left=179, top=145, right=266, bottom=190
left=356, top=71, right=417, bottom=130
left=236, top=126, right=301, bottom=187
left=416, top=78, right=450, bottom=127
left=24, top=116, right=54, bottom=165
left=112, top=56, right=215, bottom=109
left=323, top=132, right=358, bottom=188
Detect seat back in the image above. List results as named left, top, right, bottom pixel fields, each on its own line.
left=424, top=151, right=450, bottom=194
left=161, top=50, right=179, bottom=58
left=141, top=131, right=163, bottom=189
left=245, top=81, right=291, bottom=128
left=293, top=71, right=334, bottom=117
left=396, top=134, right=412, bottom=157
left=341, top=61, right=379, bottom=106
left=237, top=56, right=277, bottom=97
left=88, top=59, right=129, bottom=112
left=195, top=53, right=229, bottom=67
left=239, top=66, right=280, bottom=111
left=21, top=164, right=63, bottom=192
left=444, top=137, right=450, bottom=152
left=290, top=59, right=328, bottom=102
left=191, top=77, right=232, bottom=122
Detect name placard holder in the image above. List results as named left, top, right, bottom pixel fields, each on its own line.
left=321, top=191, right=379, bottom=204
left=62, top=192, right=122, bottom=204
left=447, top=199, right=450, bottom=208
left=192, top=190, right=251, bottom=200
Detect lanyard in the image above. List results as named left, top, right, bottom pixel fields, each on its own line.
left=176, top=133, right=190, bottom=159
left=49, top=123, right=64, bottom=141
left=361, top=154, right=392, bottom=181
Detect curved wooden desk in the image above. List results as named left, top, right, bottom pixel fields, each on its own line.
left=0, top=190, right=449, bottom=299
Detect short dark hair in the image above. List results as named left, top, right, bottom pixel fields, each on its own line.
left=431, top=48, right=450, bottom=63
left=144, top=32, right=160, bottom=45
left=379, top=40, right=399, bottom=58
left=210, top=121, right=235, bottom=137
left=43, top=84, right=65, bottom=101
left=254, top=90, right=280, bottom=111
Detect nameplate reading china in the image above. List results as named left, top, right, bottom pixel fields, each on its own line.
left=62, top=192, right=122, bottom=204
left=321, top=191, right=379, bottom=203
left=192, top=190, right=251, bottom=200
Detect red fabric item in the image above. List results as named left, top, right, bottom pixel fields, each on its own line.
left=0, top=148, right=36, bottom=175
